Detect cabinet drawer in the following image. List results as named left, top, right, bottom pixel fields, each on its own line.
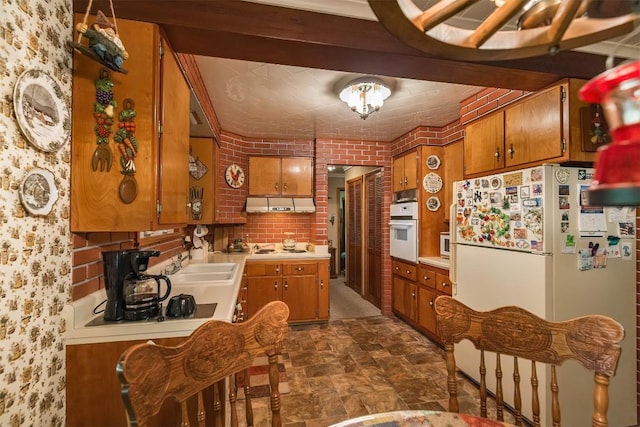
left=244, top=262, right=282, bottom=276
left=283, top=262, right=318, bottom=275
left=436, top=272, right=452, bottom=295
left=418, top=266, right=436, bottom=289
left=392, top=260, right=417, bottom=281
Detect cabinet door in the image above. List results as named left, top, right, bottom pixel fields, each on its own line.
left=317, top=260, right=330, bottom=320
left=249, top=157, right=281, bottom=195
left=282, top=275, right=317, bottom=321
left=505, top=85, right=565, bottom=167
left=418, top=286, right=437, bottom=334
left=157, top=37, right=190, bottom=225
left=392, top=276, right=417, bottom=321
left=418, top=266, right=436, bottom=289
left=464, top=112, right=504, bottom=176
left=403, top=151, right=418, bottom=190
left=188, top=137, right=215, bottom=224
left=393, top=155, right=406, bottom=192
left=281, top=157, right=313, bottom=196
left=246, top=277, right=281, bottom=319
left=436, top=272, right=453, bottom=296
left=70, top=16, right=159, bottom=231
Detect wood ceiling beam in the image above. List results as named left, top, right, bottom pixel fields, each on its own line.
left=73, top=0, right=613, bottom=91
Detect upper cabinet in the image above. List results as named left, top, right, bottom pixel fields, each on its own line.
left=464, top=79, right=596, bottom=178
left=248, top=156, right=313, bottom=196
left=393, top=149, right=418, bottom=192
left=464, top=112, right=504, bottom=176
left=71, top=16, right=190, bottom=231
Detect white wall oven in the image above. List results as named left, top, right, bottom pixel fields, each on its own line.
left=389, top=202, right=419, bottom=263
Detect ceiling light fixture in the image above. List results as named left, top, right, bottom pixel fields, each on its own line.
left=339, top=77, right=391, bottom=120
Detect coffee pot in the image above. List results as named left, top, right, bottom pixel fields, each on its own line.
left=102, top=249, right=172, bottom=321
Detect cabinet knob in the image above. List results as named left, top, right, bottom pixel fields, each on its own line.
left=284, top=281, right=288, bottom=290
left=404, top=177, right=408, bottom=185
left=399, top=178, right=404, bottom=186
left=430, top=298, right=434, bottom=308
left=295, top=267, right=304, bottom=271
left=320, top=280, right=324, bottom=289
left=406, top=269, right=411, bottom=275
left=441, top=282, right=449, bottom=287
left=423, top=276, right=429, bottom=281
left=276, top=266, right=280, bottom=274
left=394, top=266, right=399, bottom=271
left=508, top=144, right=514, bottom=159
left=283, top=183, right=288, bottom=192
left=274, top=282, right=278, bottom=290
left=411, top=291, right=416, bottom=298
left=275, top=182, right=279, bottom=191
left=494, top=148, right=500, bottom=159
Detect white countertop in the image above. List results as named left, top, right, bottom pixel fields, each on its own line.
left=63, top=253, right=246, bottom=345
left=418, top=256, right=450, bottom=269
left=64, top=247, right=330, bottom=345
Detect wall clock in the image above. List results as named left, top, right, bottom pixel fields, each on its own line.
left=225, top=164, right=245, bottom=188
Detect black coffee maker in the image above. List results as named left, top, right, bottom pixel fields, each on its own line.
left=103, top=249, right=172, bottom=321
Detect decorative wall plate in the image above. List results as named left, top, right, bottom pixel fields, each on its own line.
left=426, top=196, right=441, bottom=211
left=19, top=168, right=59, bottom=216
left=13, top=69, right=70, bottom=152
left=426, top=154, right=441, bottom=170
left=422, top=172, right=443, bottom=193
left=490, top=177, right=502, bottom=190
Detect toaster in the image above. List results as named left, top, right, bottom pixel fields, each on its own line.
left=166, top=294, right=196, bottom=318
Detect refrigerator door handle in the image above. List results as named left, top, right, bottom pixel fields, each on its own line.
left=449, top=203, right=457, bottom=294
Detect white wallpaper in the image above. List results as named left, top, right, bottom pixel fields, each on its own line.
left=0, top=0, right=72, bottom=425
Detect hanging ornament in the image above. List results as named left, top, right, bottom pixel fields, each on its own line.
left=114, top=98, right=138, bottom=204
left=91, top=68, right=115, bottom=172
left=71, top=1, right=128, bottom=73
left=590, top=104, right=609, bottom=145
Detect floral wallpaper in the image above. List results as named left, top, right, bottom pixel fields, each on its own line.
left=0, top=0, right=72, bottom=425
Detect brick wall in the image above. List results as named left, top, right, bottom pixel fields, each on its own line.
left=71, top=232, right=185, bottom=301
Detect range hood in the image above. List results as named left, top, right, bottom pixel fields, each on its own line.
left=246, top=197, right=316, bottom=213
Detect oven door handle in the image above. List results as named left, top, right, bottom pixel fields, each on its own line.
left=389, top=221, right=414, bottom=229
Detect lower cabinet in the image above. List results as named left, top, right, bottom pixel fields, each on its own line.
left=67, top=337, right=222, bottom=426
left=244, top=259, right=329, bottom=322
left=392, top=258, right=452, bottom=345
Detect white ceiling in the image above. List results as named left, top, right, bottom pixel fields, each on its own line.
left=190, top=0, right=640, bottom=142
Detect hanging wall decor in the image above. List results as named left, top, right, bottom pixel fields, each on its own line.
left=91, top=68, right=115, bottom=172
left=71, top=2, right=128, bottom=74
left=19, top=168, right=59, bottom=216
left=13, top=69, right=70, bottom=152
left=114, top=98, right=138, bottom=203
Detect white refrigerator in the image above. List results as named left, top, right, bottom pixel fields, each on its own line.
left=449, top=163, right=636, bottom=427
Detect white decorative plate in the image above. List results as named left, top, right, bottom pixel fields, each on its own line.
left=20, top=168, right=59, bottom=216
left=426, top=154, right=441, bottom=170
left=422, top=172, right=443, bottom=193
left=426, top=196, right=441, bottom=211
left=490, top=177, right=502, bottom=190
left=13, top=69, right=70, bottom=152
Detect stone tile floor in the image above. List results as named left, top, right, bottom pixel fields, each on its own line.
left=241, top=315, right=518, bottom=426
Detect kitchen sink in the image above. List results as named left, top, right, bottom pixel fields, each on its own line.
left=171, top=272, right=234, bottom=283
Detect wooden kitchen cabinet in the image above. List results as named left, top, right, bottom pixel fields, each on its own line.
left=187, top=137, right=216, bottom=224
left=248, top=156, right=313, bottom=196
left=243, top=259, right=329, bottom=322
left=443, top=141, right=464, bottom=223
left=464, top=111, right=504, bottom=176
left=463, top=79, right=595, bottom=179
left=71, top=15, right=190, bottom=231
left=392, top=259, right=418, bottom=321
left=393, top=150, right=418, bottom=193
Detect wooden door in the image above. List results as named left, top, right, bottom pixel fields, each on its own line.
left=393, top=155, right=405, bottom=192
left=282, top=157, right=313, bottom=196
left=70, top=16, right=159, bottom=232
left=249, top=156, right=281, bottom=195
left=346, top=177, right=362, bottom=293
left=157, top=37, right=190, bottom=225
left=282, top=275, right=317, bottom=321
left=464, top=112, right=505, bottom=176
left=246, top=277, right=281, bottom=318
left=364, top=170, right=382, bottom=308
left=403, top=151, right=418, bottom=190
left=418, top=286, right=437, bottom=334
left=505, top=85, right=564, bottom=167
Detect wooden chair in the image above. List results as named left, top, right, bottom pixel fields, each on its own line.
left=434, top=295, right=623, bottom=427
left=116, top=301, right=289, bottom=427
